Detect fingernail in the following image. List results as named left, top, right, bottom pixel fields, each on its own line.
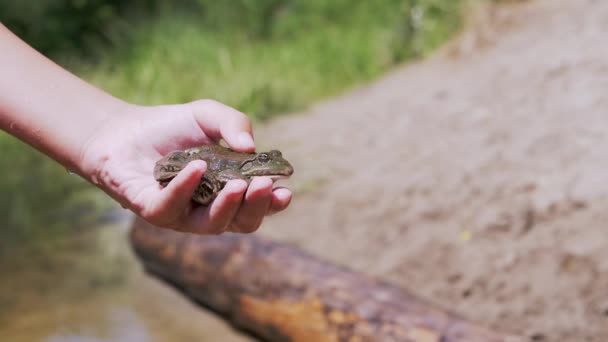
left=274, top=188, right=291, bottom=199
left=238, top=132, right=255, bottom=149
left=255, top=177, right=273, bottom=188
left=189, top=160, right=207, bottom=172
left=226, top=179, right=248, bottom=192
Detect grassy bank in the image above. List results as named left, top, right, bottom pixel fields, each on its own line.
left=76, top=0, right=464, bottom=120
left=0, top=0, right=465, bottom=246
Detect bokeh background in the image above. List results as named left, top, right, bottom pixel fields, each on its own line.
left=4, top=1, right=608, bottom=341
left=0, top=1, right=464, bottom=341
left=0, top=0, right=461, bottom=246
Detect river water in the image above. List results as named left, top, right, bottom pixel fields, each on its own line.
left=0, top=213, right=253, bottom=342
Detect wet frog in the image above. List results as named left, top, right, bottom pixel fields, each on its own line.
left=154, top=145, right=294, bottom=205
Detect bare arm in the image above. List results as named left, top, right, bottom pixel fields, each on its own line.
left=0, top=24, right=125, bottom=176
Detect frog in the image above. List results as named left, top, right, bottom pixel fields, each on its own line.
left=153, top=144, right=294, bottom=205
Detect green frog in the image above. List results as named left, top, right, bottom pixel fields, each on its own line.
left=154, top=145, right=294, bottom=205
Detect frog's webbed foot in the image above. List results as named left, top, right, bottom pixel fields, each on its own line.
left=153, top=151, right=191, bottom=182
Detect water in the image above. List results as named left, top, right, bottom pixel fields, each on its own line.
left=0, top=217, right=253, bottom=342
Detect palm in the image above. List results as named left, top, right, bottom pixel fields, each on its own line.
left=85, top=100, right=291, bottom=234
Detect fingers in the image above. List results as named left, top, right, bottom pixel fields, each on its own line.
left=230, top=177, right=273, bottom=233
left=143, top=165, right=292, bottom=234
left=180, top=179, right=291, bottom=235
left=182, top=179, right=248, bottom=234
left=268, top=187, right=292, bottom=215
left=145, top=160, right=206, bottom=222
left=189, top=99, right=255, bottom=152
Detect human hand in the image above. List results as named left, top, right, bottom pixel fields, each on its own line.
left=0, top=25, right=290, bottom=234
left=80, top=100, right=292, bottom=234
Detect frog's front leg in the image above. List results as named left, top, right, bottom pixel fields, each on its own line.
left=192, top=172, right=225, bottom=205
left=192, top=170, right=248, bottom=206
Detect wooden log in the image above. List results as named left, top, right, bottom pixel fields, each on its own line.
left=130, top=218, right=523, bottom=342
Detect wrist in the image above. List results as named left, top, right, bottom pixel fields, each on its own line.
left=76, top=101, right=137, bottom=187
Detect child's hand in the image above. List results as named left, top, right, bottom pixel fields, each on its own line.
left=81, top=100, right=292, bottom=234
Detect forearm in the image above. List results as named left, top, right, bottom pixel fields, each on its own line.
left=0, top=24, right=128, bottom=177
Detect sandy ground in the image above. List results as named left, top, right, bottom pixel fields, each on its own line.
left=251, top=0, right=608, bottom=340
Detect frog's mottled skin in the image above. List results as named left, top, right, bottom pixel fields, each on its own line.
left=154, top=145, right=294, bottom=205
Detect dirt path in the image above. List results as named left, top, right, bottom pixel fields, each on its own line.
left=254, top=0, right=608, bottom=340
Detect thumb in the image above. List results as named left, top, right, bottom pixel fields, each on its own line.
left=146, top=160, right=207, bottom=223
left=189, top=99, right=255, bottom=152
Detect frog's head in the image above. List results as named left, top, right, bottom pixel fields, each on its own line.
left=153, top=151, right=190, bottom=184
left=239, top=150, right=294, bottom=180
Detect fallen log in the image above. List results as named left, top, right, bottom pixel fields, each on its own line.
left=130, top=218, right=523, bottom=342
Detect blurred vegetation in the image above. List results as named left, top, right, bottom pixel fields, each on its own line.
left=0, top=0, right=464, bottom=246
left=0, top=137, right=111, bottom=247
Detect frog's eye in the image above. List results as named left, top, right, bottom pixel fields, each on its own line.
left=257, top=153, right=270, bottom=163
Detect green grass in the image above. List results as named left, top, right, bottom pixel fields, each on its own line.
left=75, top=0, right=464, bottom=121
left=1, top=0, right=465, bottom=246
